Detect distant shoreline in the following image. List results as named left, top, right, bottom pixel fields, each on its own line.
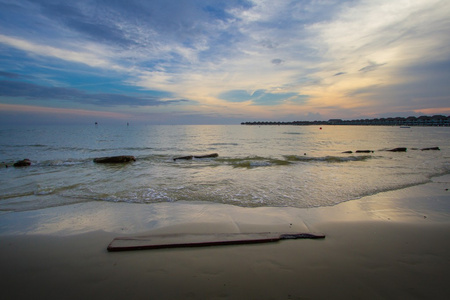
left=241, top=115, right=450, bottom=126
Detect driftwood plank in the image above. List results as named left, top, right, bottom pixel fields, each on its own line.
left=107, top=232, right=325, bottom=251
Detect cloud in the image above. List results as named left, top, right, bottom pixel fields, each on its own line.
left=1, top=0, right=449, bottom=124
left=0, top=71, right=31, bottom=79
left=0, top=34, right=124, bottom=71
left=38, top=2, right=135, bottom=47
left=271, top=58, right=284, bottom=65
left=0, top=80, right=188, bottom=107
left=261, top=39, right=278, bottom=49
left=219, top=89, right=306, bottom=106
left=358, top=61, right=386, bottom=73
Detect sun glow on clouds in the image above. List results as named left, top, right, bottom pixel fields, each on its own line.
left=0, top=0, right=449, bottom=124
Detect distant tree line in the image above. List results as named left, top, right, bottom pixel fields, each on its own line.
left=241, top=115, right=450, bottom=126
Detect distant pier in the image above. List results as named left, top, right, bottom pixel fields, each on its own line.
left=241, top=115, right=450, bottom=126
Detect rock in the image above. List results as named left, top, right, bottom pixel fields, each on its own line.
left=93, top=155, right=136, bottom=163
left=13, top=159, right=31, bottom=167
left=174, top=153, right=219, bottom=161
left=421, top=147, right=440, bottom=151
left=194, top=153, right=219, bottom=159
left=355, top=150, right=374, bottom=153
left=387, top=147, right=407, bottom=152
left=342, top=151, right=353, bottom=154
left=173, top=155, right=193, bottom=161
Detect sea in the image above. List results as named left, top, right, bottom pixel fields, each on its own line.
left=0, top=124, right=449, bottom=212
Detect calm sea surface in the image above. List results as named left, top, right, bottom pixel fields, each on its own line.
left=0, top=125, right=449, bottom=212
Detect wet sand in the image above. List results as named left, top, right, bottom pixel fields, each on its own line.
left=1, top=175, right=449, bottom=299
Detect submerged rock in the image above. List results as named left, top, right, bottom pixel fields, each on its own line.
left=93, top=155, right=136, bottom=164
left=421, top=147, right=440, bottom=151
left=13, top=159, right=31, bottom=167
left=174, top=153, right=219, bottom=161
left=173, top=155, right=194, bottom=161
left=194, top=153, right=219, bottom=159
left=387, top=147, right=407, bottom=152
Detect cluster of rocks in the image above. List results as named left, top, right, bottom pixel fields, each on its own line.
left=342, top=147, right=440, bottom=154
left=3, top=148, right=440, bottom=168
left=92, top=153, right=220, bottom=163
left=3, top=153, right=221, bottom=168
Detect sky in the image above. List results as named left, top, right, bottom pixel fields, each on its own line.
left=0, top=0, right=449, bottom=125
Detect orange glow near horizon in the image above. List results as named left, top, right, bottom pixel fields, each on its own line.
left=0, top=103, right=131, bottom=120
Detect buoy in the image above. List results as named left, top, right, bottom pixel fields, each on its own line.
left=319, top=127, right=322, bottom=130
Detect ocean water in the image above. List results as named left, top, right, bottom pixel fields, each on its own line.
left=0, top=125, right=449, bottom=212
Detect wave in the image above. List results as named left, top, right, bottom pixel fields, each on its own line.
left=215, top=155, right=373, bottom=168
left=2, top=144, right=48, bottom=148
left=0, top=190, right=36, bottom=201
left=216, top=156, right=292, bottom=168
left=210, top=143, right=239, bottom=146
left=283, top=155, right=373, bottom=163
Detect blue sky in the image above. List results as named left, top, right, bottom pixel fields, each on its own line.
left=0, top=0, right=449, bottom=125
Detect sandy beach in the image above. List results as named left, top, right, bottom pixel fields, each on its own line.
left=1, top=175, right=449, bottom=300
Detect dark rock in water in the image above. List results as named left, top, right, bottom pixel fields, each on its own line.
left=421, top=147, right=440, bottom=151
left=387, top=147, right=407, bottom=152
left=13, top=159, right=31, bottom=167
left=342, top=151, right=353, bottom=154
left=194, top=153, right=219, bottom=159
left=355, top=150, right=374, bottom=153
left=174, top=153, right=219, bottom=161
left=173, top=155, right=194, bottom=161
left=93, top=155, right=136, bottom=163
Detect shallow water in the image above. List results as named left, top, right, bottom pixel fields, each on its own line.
left=0, top=125, right=449, bottom=211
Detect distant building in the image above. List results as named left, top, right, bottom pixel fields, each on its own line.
left=241, top=115, right=450, bottom=126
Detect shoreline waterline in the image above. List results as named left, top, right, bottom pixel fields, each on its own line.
left=1, top=174, right=448, bottom=237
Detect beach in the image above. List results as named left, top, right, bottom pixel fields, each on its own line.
left=1, top=175, right=449, bottom=300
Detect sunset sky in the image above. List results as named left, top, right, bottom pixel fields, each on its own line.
left=1, top=0, right=449, bottom=125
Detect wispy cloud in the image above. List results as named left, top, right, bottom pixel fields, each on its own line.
left=0, top=80, right=188, bottom=107
left=219, top=89, right=307, bottom=106
left=0, top=71, right=29, bottom=79
left=358, top=61, right=386, bottom=73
